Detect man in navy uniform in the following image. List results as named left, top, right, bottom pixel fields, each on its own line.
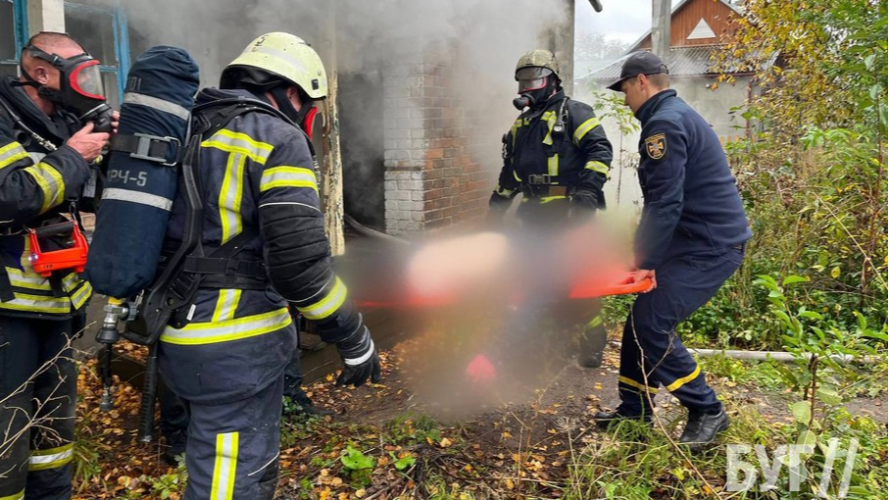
left=596, top=51, right=751, bottom=450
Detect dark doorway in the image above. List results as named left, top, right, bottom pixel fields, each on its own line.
left=339, top=70, right=385, bottom=231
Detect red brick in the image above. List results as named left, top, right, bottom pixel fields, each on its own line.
left=425, top=217, right=451, bottom=229
left=468, top=180, right=489, bottom=192
left=425, top=209, right=446, bottom=222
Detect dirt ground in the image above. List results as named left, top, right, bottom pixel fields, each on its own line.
left=71, top=333, right=887, bottom=500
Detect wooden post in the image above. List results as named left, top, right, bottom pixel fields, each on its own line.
left=322, top=1, right=345, bottom=255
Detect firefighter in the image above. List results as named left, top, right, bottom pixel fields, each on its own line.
left=0, top=32, right=114, bottom=500
left=488, top=49, right=613, bottom=368
left=597, top=52, right=751, bottom=450
left=155, top=32, right=381, bottom=499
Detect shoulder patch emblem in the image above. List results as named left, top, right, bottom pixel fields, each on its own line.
left=645, top=133, right=667, bottom=160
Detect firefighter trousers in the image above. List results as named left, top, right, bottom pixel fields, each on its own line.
left=0, top=315, right=78, bottom=500
left=179, top=375, right=283, bottom=500
left=618, top=245, right=744, bottom=415
left=160, top=346, right=305, bottom=450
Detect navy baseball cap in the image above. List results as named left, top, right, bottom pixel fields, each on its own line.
left=606, top=51, right=669, bottom=92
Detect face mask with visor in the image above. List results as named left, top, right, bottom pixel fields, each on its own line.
left=513, top=67, right=554, bottom=110
left=20, top=44, right=114, bottom=132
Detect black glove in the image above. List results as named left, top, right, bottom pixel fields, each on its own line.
left=487, top=193, right=511, bottom=228
left=335, top=324, right=382, bottom=387
left=571, top=189, right=600, bottom=211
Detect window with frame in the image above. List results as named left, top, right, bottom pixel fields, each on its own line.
left=0, top=0, right=27, bottom=79
left=63, top=2, right=130, bottom=108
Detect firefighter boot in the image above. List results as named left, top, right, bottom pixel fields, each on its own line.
left=678, top=407, right=729, bottom=451
left=283, top=387, right=334, bottom=418
left=594, top=407, right=652, bottom=430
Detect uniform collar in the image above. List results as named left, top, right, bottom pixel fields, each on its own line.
left=195, top=87, right=260, bottom=105
left=635, top=89, right=677, bottom=124
left=0, top=76, right=75, bottom=144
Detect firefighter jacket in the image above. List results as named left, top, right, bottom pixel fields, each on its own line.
left=0, top=77, right=93, bottom=318
left=633, top=89, right=752, bottom=270
left=489, top=90, right=612, bottom=224
left=158, top=88, right=367, bottom=403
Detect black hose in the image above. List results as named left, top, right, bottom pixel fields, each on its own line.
left=138, top=344, right=159, bottom=443
left=343, top=214, right=410, bottom=246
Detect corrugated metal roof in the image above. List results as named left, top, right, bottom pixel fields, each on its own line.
left=585, top=46, right=739, bottom=81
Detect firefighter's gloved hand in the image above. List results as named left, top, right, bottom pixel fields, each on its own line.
left=486, top=193, right=511, bottom=228
left=335, top=325, right=382, bottom=387
left=571, top=189, right=600, bottom=211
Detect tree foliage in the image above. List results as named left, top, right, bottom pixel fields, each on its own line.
left=673, top=0, right=889, bottom=350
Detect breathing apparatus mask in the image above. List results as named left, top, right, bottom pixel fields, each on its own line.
left=269, top=85, right=320, bottom=141
left=513, top=67, right=557, bottom=111
left=19, top=45, right=114, bottom=132
left=221, top=66, right=321, bottom=141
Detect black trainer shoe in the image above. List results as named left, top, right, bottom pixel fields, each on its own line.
left=283, top=392, right=334, bottom=418
left=594, top=408, right=652, bottom=430
left=161, top=432, right=187, bottom=466
left=679, top=408, right=729, bottom=451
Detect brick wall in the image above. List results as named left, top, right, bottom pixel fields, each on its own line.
left=383, top=51, right=500, bottom=235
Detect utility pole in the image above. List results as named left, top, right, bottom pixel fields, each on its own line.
left=651, top=0, right=671, bottom=58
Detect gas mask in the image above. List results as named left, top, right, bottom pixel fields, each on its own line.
left=20, top=46, right=114, bottom=132
left=513, top=67, right=557, bottom=111
left=270, top=85, right=319, bottom=141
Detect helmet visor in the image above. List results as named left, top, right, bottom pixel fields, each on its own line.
left=70, top=60, right=106, bottom=100
left=515, top=67, right=552, bottom=93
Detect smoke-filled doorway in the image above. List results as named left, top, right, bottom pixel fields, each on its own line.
left=339, top=71, right=386, bottom=231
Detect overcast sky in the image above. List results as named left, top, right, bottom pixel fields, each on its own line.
left=574, top=0, right=682, bottom=44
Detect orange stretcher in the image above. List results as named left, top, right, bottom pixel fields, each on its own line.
left=355, top=272, right=653, bottom=309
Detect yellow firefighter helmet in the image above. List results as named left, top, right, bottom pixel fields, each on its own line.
left=221, top=32, right=328, bottom=99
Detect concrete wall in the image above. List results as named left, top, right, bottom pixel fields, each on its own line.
left=27, top=0, right=66, bottom=34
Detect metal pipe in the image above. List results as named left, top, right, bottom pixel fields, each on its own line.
left=607, top=341, right=883, bottom=364
left=689, top=348, right=883, bottom=365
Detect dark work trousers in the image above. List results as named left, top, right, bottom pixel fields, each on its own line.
left=0, top=315, right=78, bottom=500
left=159, top=346, right=305, bottom=448
left=618, top=245, right=744, bottom=415
left=282, top=347, right=304, bottom=399
left=159, top=384, right=189, bottom=451
left=516, top=203, right=608, bottom=365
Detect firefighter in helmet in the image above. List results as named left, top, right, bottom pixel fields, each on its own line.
left=488, top=49, right=614, bottom=368
left=156, top=32, right=380, bottom=499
